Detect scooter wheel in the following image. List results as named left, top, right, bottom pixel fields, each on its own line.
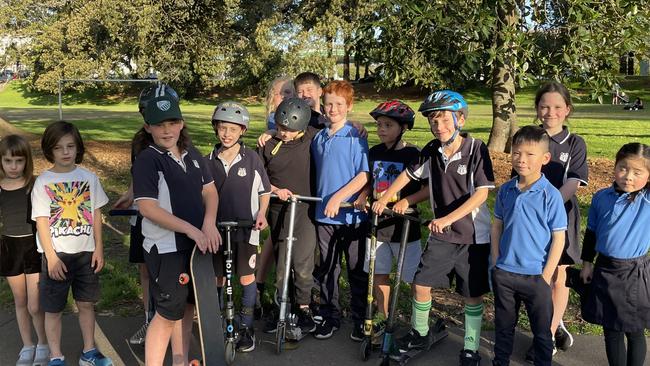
left=359, top=338, right=371, bottom=361
left=225, top=341, right=236, bottom=365
left=275, top=328, right=284, bottom=354
left=189, top=360, right=201, bottom=366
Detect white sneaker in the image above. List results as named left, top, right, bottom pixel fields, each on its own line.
left=16, top=345, right=35, bottom=366
left=32, top=344, right=50, bottom=366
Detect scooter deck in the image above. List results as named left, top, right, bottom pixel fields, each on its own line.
left=191, top=247, right=226, bottom=366
left=389, top=321, right=448, bottom=365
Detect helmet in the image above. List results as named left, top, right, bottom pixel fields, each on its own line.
left=138, top=83, right=179, bottom=117
left=369, top=100, right=415, bottom=129
left=418, top=90, right=468, bottom=119
left=211, top=101, right=250, bottom=129
left=274, top=98, right=311, bottom=131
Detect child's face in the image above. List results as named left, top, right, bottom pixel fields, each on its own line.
left=52, top=134, right=78, bottom=170
left=215, top=121, right=245, bottom=148
left=276, top=125, right=301, bottom=142
left=537, top=92, right=570, bottom=133
left=1, top=153, right=26, bottom=179
left=296, top=82, right=322, bottom=109
left=427, top=111, right=464, bottom=143
left=614, top=157, right=649, bottom=192
left=144, top=119, right=184, bottom=151
left=272, top=81, right=295, bottom=110
left=511, top=141, right=551, bottom=179
left=375, top=116, right=404, bottom=146
left=323, top=92, right=352, bottom=126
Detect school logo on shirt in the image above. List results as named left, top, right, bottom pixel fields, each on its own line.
left=192, top=159, right=200, bottom=169
left=559, top=152, right=569, bottom=162
left=457, top=164, right=467, bottom=175
left=237, top=167, right=247, bottom=177
left=45, top=181, right=93, bottom=238
left=156, top=100, right=171, bottom=111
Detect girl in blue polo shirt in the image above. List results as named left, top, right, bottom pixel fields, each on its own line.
left=579, top=142, right=650, bottom=366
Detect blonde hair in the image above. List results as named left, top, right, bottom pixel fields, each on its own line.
left=265, top=76, right=295, bottom=118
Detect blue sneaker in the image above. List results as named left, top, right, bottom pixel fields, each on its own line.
left=47, top=358, right=66, bottom=366
left=78, top=349, right=113, bottom=366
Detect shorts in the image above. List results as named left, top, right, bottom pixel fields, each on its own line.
left=0, top=235, right=41, bottom=276
left=144, top=246, right=194, bottom=321
left=363, top=240, right=422, bottom=283
left=413, top=236, right=490, bottom=298
left=128, top=216, right=145, bottom=264
left=558, top=196, right=582, bottom=265
left=213, top=240, right=257, bottom=277
left=40, top=251, right=100, bottom=313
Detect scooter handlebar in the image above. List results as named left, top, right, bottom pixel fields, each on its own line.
left=270, top=194, right=322, bottom=202
left=217, top=220, right=256, bottom=228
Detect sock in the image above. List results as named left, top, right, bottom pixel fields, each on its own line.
left=51, top=356, right=65, bottom=361
left=240, top=282, right=257, bottom=327
left=411, top=298, right=431, bottom=336
left=464, top=303, right=484, bottom=351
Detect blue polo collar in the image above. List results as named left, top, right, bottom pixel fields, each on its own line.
left=508, top=174, right=549, bottom=193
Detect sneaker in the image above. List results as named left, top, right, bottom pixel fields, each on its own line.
left=262, top=309, right=278, bottom=334
left=350, top=323, right=364, bottom=342
left=46, top=358, right=65, bottom=366
left=79, top=348, right=113, bottom=366
left=525, top=343, right=557, bottom=364
left=313, top=314, right=323, bottom=325
left=16, top=346, right=35, bottom=366
left=128, top=322, right=148, bottom=345
left=555, top=321, right=574, bottom=351
left=296, top=307, right=316, bottom=334
left=236, top=327, right=255, bottom=353
left=459, top=349, right=481, bottom=366
left=33, top=345, right=50, bottom=366
left=395, top=328, right=431, bottom=353
left=313, top=319, right=339, bottom=340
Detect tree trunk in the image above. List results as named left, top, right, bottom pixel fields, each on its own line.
left=487, top=1, right=518, bottom=153
left=354, top=51, right=360, bottom=81
left=343, top=37, right=351, bottom=81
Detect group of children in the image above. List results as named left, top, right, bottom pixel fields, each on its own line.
left=0, top=74, right=648, bottom=366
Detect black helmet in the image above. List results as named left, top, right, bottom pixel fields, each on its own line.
left=369, top=100, right=416, bottom=129
left=274, top=97, right=311, bottom=131
left=418, top=90, right=468, bottom=119
left=138, top=83, right=180, bottom=117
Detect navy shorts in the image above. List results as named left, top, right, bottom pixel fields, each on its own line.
left=40, top=251, right=100, bottom=313
left=128, top=216, right=145, bottom=264
left=144, top=246, right=194, bottom=321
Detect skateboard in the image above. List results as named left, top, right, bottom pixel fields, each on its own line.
left=191, top=246, right=227, bottom=366
left=388, top=318, right=448, bottom=365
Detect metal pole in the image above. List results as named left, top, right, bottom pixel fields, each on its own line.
left=58, top=79, right=62, bottom=120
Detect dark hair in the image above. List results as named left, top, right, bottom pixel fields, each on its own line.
left=294, top=72, right=321, bottom=88
left=512, top=125, right=550, bottom=151
left=41, top=121, right=85, bottom=164
left=534, top=81, right=573, bottom=118
left=0, top=134, right=34, bottom=191
left=615, top=142, right=650, bottom=171
left=142, top=121, right=192, bottom=152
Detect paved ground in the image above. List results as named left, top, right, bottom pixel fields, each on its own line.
left=2, top=309, right=645, bottom=366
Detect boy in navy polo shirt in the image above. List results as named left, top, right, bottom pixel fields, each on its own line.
left=491, top=126, right=567, bottom=366
left=205, top=101, right=271, bottom=353
left=310, top=80, right=370, bottom=340
left=373, top=90, right=494, bottom=365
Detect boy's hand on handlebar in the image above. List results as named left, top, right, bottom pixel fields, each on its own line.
left=274, top=188, right=293, bottom=201
left=353, top=195, right=368, bottom=212
left=324, top=198, right=342, bottom=218
left=428, top=217, right=452, bottom=234
left=392, top=199, right=410, bottom=214
left=371, top=199, right=388, bottom=215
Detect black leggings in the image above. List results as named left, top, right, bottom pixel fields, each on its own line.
left=604, top=328, right=647, bottom=366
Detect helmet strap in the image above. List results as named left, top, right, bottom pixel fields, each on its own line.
left=442, top=113, right=461, bottom=148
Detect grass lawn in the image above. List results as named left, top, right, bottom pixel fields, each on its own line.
left=1, top=79, right=649, bottom=334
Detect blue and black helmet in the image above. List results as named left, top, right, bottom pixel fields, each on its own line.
left=418, top=90, right=468, bottom=119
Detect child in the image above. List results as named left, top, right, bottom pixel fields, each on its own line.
left=525, top=82, right=588, bottom=361
left=265, top=76, right=296, bottom=129
left=491, top=125, right=567, bottom=366
left=205, top=101, right=271, bottom=352
left=372, top=90, right=494, bottom=365
left=310, top=80, right=370, bottom=340
left=294, top=72, right=328, bottom=129
left=132, top=95, right=220, bottom=366
left=258, top=97, right=320, bottom=335
left=1, top=135, right=49, bottom=365
left=355, top=100, right=423, bottom=324
left=579, top=143, right=649, bottom=366
left=31, top=121, right=112, bottom=366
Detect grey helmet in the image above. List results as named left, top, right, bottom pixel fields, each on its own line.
left=274, top=97, right=311, bottom=131
left=138, top=83, right=179, bottom=117
left=211, top=101, right=250, bottom=128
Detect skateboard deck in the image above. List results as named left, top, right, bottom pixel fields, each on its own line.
left=390, top=319, right=448, bottom=365
left=191, top=246, right=226, bottom=366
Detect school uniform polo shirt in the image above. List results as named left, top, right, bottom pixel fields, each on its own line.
left=542, top=126, right=588, bottom=188
left=406, top=134, right=495, bottom=244
left=205, top=143, right=271, bottom=245
left=587, top=187, right=650, bottom=259
left=311, top=123, right=369, bottom=225
left=133, top=145, right=213, bottom=254
left=494, top=175, right=568, bottom=275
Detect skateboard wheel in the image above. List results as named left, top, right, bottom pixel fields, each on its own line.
left=360, top=338, right=371, bottom=361
left=225, top=341, right=236, bottom=365
left=179, top=273, right=189, bottom=285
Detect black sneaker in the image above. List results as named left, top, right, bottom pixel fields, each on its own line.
left=554, top=321, right=574, bottom=351
left=395, top=328, right=431, bottom=353
left=459, top=349, right=481, bottom=366
left=236, top=327, right=255, bottom=352
left=350, top=323, right=364, bottom=342
left=263, top=309, right=279, bottom=334
left=313, top=319, right=339, bottom=340
left=525, top=342, right=557, bottom=363
left=296, top=307, right=316, bottom=334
